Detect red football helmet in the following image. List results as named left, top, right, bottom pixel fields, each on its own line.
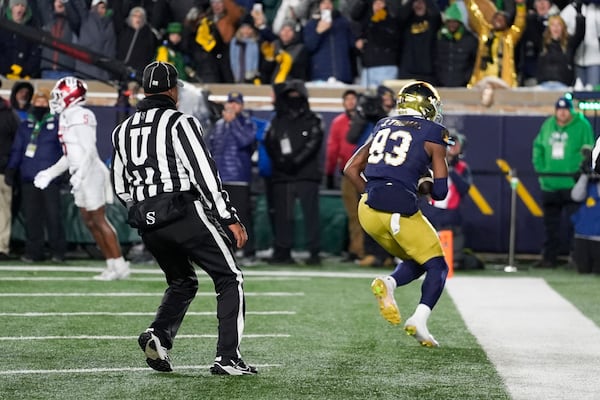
left=49, top=76, right=88, bottom=114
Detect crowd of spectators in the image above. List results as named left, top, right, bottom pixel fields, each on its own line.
left=0, top=0, right=597, bottom=90
left=0, top=0, right=598, bottom=267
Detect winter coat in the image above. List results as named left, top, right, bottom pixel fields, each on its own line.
left=325, top=112, right=356, bottom=176
left=207, top=112, right=257, bottom=184
left=0, top=7, right=41, bottom=78
left=351, top=3, right=402, bottom=68
left=74, top=5, right=116, bottom=82
left=6, top=113, right=63, bottom=182
left=40, top=6, right=81, bottom=74
left=264, top=104, right=324, bottom=183
left=185, top=16, right=234, bottom=83
left=434, top=25, right=478, bottom=87
left=155, top=41, right=189, bottom=81
left=303, top=10, right=356, bottom=84
left=561, top=3, right=600, bottom=68
left=111, top=0, right=170, bottom=34
left=467, top=0, right=526, bottom=87
left=536, top=13, right=585, bottom=86
left=117, top=24, right=158, bottom=76
left=0, top=98, right=20, bottom=173
left=9, top=81, right=34, bottom=121
left=517, top=12, right=550, bottom=84
left=532, top=112, right=595, bottom=191
left=261, top=30, right=309, bottom=84
left=397, top=0, right=442, bottom=82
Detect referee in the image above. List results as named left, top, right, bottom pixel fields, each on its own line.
left=111, top=61, right=257, bottom=375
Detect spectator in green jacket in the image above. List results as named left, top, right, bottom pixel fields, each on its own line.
left=532, top=96, right=595, bottom=268
left=155, top=22, right=189, bottom=81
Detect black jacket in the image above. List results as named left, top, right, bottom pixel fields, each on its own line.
left=536, top=13, right=585, bottom=86
left=264, top=96, right=323, bottom=183
left=0, top=98, right=21, bottom=173
left=351, top=2, right=402, bottom=68
left=434, top=26, right=478, bottom=87
left=397, top=0, right=442, bottom=82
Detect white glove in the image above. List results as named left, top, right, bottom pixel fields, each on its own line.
left=33, top=170, right=53, bottom=189
left=69, top=172, right=83, bottom=191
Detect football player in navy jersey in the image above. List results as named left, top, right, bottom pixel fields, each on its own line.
left=344, top=81, right=451, bottom=347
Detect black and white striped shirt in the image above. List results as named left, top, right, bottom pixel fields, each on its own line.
left=111, top=95, right=239, bottom=225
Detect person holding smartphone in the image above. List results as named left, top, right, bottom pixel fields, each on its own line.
left=303, top=0, right=356, bottom=84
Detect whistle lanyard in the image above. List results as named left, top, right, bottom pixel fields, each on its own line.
left=28, top=113, right=53, bottom=144
left=25, top=114, right=53, bottom=158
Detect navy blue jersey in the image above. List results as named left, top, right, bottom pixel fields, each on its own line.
left=364, top=115, right=449, bottom=215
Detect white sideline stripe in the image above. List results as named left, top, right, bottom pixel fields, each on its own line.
left=0, top=277, right=169, bottom=281
left=0, top=276, right=309, bottom=282
left=447, top=277, right=600, bottom=400
left=0, top=311, right=296, bottom=317
left=0, top=334, right=290, bottom=341
left=0, top=265, right=376, bottom=278
left=0, top=364, right=281, bottom=375
left=0, top=292, right=304, bottom=297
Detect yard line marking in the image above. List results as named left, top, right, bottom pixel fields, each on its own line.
left=0, top=364, right=282, bottom=375
left=0, top=266, right=127, bottom=273
left=0, top=292, right=304, bottom=297
left=0, top=311, right=296, bottom=317
left=0, top=277, right=167, bottom=282
left=0, top=265, right=376, bottom=278
left=0, top=333, right=290, bottom=341
left=0, top=276, right=309, bottom=282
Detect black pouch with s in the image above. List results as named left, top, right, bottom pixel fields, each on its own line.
left=128, top=192, right=195, bottom=231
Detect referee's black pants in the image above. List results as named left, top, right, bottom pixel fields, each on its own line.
left=141, top=199, right=246, bottom=360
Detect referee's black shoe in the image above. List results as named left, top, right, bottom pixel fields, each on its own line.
left=138, top=329, right=173, bottom=372
left=210, top=356, right=258, bottom=375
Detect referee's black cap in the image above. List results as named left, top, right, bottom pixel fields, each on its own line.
left=142, top=61, right=183, bottom=94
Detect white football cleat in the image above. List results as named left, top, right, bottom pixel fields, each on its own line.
left=93, top=265, right=115, bottom=281
left=93, top=261, right=130, bottom=281
left=113, top=260, right=131, bottom=279
left=403, top=315, right=439, bottom=347
left=371, top=276, right=401, bottom=325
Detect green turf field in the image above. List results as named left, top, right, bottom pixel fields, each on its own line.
left=0, top=259, right=598, bottom=400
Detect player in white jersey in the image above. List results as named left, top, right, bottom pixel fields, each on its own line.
left=33, top=77, right=130, bottom=280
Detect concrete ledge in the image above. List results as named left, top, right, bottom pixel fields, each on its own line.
left=0, top=79, right=576, bottom=116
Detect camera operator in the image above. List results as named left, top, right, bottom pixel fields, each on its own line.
left=346, top=85, right=395, bottom=147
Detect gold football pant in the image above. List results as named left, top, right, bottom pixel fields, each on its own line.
left=358, top=194, right=444, bottom=265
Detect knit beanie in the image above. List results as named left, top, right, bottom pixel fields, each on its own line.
left=443, top=2, right=463, bottom=22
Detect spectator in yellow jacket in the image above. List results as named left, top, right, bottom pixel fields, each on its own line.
left=466, top=0, right=526, bottom=88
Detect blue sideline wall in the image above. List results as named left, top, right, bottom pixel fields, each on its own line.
left=76, top=107, right=594, bottom=255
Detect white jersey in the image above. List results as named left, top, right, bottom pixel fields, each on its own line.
left=58, top=104, right=112, bottom=210
left=561, top=4, right=600, bottom=67
left=58, top=105, right=102, bottom=175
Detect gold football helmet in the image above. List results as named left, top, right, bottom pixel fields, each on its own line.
left=396, top=81, right=443, bottom=124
